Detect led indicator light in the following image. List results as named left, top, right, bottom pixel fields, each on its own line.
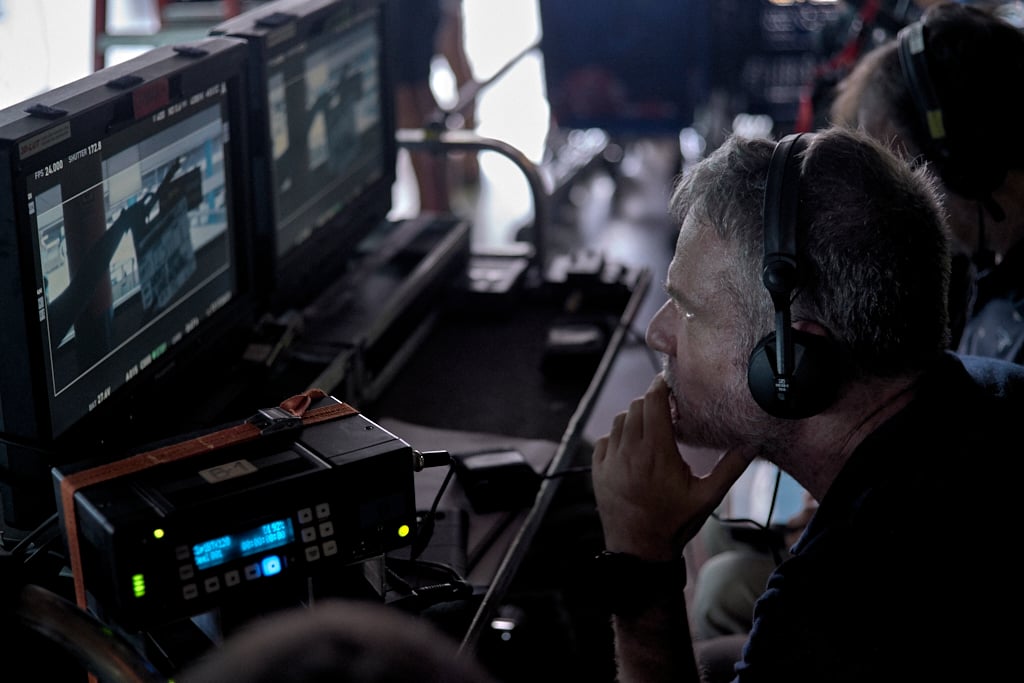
left=398, top=524, right=410, bottom=538
left=153, top=528, right=165, bottom=539
left=132, top=573, right=146, bottom=598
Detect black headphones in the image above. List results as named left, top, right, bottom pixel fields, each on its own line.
left=747, top=133, right=841, bottom=419
left=896, top=18, right=1006, bottom=221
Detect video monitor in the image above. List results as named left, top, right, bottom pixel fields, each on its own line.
left=211, top=0, right=395, bottom=313
left=0, top=37, right=258, bottom=530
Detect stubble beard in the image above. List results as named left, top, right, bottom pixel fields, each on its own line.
left=663, top=358, right=764, bottom=451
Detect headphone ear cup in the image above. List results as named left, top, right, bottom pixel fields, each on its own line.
left=747, top=329, right=841, bottom=419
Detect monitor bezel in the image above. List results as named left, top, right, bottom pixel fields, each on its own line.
left=211, top=0, right=397, bottom=315
left=0, top=37, right=260, bottom=528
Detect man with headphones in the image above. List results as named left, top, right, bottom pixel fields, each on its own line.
left=590, top=126, right=1024, bottom=681
left=688, top=4, right=1024, bottom=655
left=830, top=2, right=1024, bottom=360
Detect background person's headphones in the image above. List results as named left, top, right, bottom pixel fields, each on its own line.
left=896, top=18, right=1006, bottom=221
left=747, top=133, right=841, bottom=419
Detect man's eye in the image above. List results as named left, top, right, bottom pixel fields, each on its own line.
left=673, top=301, right=695, bottom=320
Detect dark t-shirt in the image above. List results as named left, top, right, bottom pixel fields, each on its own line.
left=389, top=0, right=442, bottom=85
left=732, top=351, right=1023, bottom=682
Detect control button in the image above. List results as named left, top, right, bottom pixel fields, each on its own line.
left=301, top=527, right=317, bottom=543
left=175, top=545, right=190, bottom=561
left=179, top=565, right=195, bottom=580
left=322, top=540, right=338, bottom=556
left=204, top=576, right=221, bottom=593
left=315, top=503, right=331, bottom=519
left=298, top=508, right=313, bottom=524
left=262, top=555, right=283, bottom=576
left=305, top=546, right=321, bottom=562
left=244, top=563, right=261, bottom=580
left=183, top=584, right=199, bottom=600
left=224, top=570, right=241, bottom=587
left=318, top=521, right=334, bottom=538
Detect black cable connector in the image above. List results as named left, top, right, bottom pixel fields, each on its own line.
left=413, top=450, right=453, bottom=471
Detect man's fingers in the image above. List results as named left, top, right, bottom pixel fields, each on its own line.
left=643, top=374, right=671, bottom=438
left=648, top=373, right=668, bottom=393
left=620, top=395, right=646, bottom=443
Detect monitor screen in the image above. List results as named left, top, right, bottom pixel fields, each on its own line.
left=212, top=0, right=395, bottom=313
left=0, top=37, right=258, bottom=529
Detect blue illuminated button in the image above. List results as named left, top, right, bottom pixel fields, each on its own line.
left=262, top=555, right=283, bottom=576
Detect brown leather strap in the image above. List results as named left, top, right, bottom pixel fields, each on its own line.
left=60, top=389, right=358, bottom=611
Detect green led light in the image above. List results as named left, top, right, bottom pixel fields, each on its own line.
left=398, top=524, right=410, bottom=538
left=153, top=528, right=165, bottom=539
left=132, top=573, right=146, bottom=598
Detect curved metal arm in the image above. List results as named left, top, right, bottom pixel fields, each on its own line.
left=395, top=127, right=549, bottom=279
left=14, top=583, right=166, bottom=682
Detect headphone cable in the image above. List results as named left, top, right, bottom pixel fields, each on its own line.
left=712, top=465, right=786, bottom=566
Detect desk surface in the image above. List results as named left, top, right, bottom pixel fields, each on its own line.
left=381, top=417, right=558, bottom=586
left=365, top=278, right=650, bottom=441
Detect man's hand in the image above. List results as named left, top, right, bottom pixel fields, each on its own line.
left=592, top=375, right=753, bottom=560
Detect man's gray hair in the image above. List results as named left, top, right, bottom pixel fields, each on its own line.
left=668, top=126, right=951, bottom=381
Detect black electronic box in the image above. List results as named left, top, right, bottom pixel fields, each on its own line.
left=52, top=400, right=417, bottom=632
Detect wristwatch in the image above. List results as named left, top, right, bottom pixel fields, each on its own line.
left=589, top=550, right=686, bottom=616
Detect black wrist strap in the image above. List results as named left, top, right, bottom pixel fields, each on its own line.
left=588, top=550, right=687, bottom=616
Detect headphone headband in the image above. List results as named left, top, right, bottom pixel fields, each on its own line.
left=897, top=21, right=949, bottom=157
left=748, top=133, right=840, bottom=419
left=762, top=133, right=806, bottom=301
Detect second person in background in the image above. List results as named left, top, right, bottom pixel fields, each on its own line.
left=390, top=0, right=478, bottom=214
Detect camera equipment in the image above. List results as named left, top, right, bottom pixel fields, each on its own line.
left=52, top=396, right=417, bottom=633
